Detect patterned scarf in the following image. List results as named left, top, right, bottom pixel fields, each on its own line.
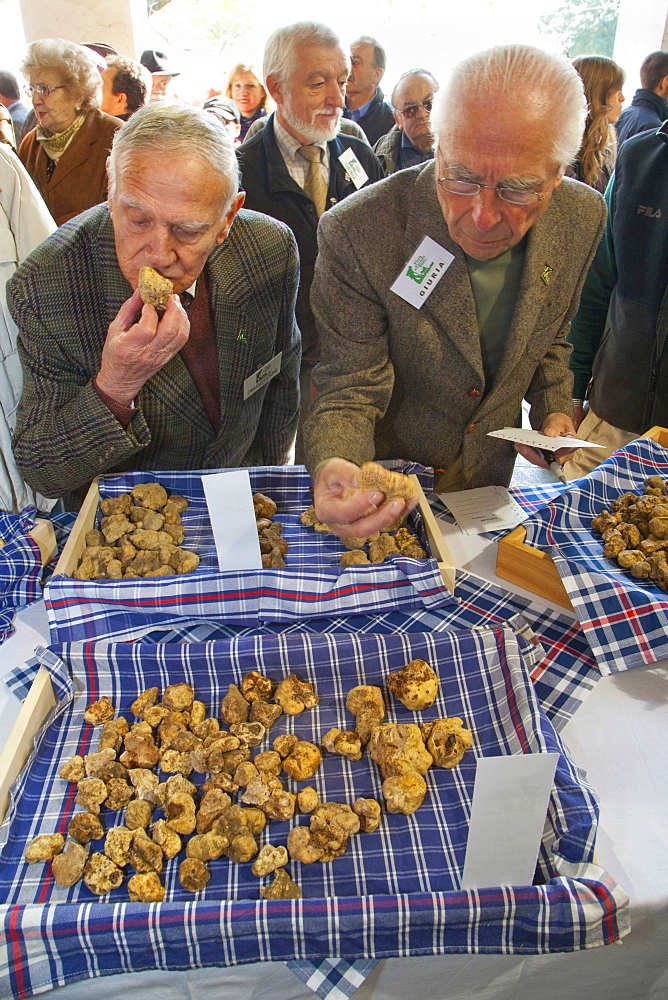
left=36, top=113, right=86, bottom=160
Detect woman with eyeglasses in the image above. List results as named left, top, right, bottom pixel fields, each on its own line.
left=567, top=54, right=626, bottom=194
left=18, top=38, right=121, bottom=226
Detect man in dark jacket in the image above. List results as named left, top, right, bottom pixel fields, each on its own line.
left=237, top=21, right=383, bottom=457
left=564, top=122, right=668, bottom=478
left=343, top=36, right=395, bottom=145
left=615, top=50, right=668, bottom=146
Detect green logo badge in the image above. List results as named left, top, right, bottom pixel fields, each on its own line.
left=541, top=266, right=553, bottom=285
left=237, top=329, right=247, bottom=343
left=406, top=255, right=434, bottom=284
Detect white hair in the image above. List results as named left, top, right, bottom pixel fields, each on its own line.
left=263, top=21, right=342, bottom=85
left=108, top=103, right=239, bottom=211
left=433, top=44, right=587, bottom=170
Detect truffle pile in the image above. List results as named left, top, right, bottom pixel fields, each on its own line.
left=25, top=658, right=473, bottom=899
left=253, top=492, right=289, bottom=568
left=591, top=475, right=668, bottom=590
left=75, top=481, right=199, bottom=580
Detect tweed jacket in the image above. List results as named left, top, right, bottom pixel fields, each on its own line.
left=8, top=204, right=301, bottom=507
left=237, top=114, right=383, bottom=365
left=304, top=162, right=606, bottom=488
left=18, top=109, right=121, bottom=226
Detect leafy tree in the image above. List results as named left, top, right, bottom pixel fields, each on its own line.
left=539, top=0, right=620, bottom=58
left=149, top=0, right=256, bottom=60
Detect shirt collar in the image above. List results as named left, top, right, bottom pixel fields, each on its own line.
left=273, top=115, right=328, bottom=162
left=346, top=91, right=376, bottom=121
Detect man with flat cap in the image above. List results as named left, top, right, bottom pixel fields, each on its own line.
left=141, top=49, right=180, bottom=104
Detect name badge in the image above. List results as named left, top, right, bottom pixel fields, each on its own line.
left=338, top=147, right=368, bottom=189
left=390, top=236, right=455, bottom=309
left=244, top=352, right=282, bottom=401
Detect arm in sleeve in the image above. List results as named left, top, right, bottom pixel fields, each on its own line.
left=302, top=209, right=395, bottom=477
left=8, top=273, right=150, bottom=499
left=527, top=190, right=608, bottom=426
left=566, top=174, right=617, bottom=400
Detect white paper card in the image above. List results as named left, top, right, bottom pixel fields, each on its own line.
left=338, top=146, right=369, bottom=189
left=437, top=485, right=529, bottom=535
left=390, top=236, right=455, bottom=308
left=487, top=427, right=605, bottom=450
left=202, top=470, right=262, bottom=572
left=461, top=752, right=559, bottom=889
left=243, top=352, right=282, bottom=401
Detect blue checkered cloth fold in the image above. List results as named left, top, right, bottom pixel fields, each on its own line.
left=0, top=629, right=628, bottom=1000
left=0, top=508, right=76, bottom=645
left=521, top=438, right=668, bottom=674
left=44, top=466, right=455, bottom=644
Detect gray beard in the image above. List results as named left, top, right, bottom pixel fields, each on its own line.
left=283, top=96, right=340, bottom=143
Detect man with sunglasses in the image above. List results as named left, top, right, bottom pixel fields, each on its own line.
left=304, top=44, right=607, bottom=538
left=374, top=69, right=438, bottom=176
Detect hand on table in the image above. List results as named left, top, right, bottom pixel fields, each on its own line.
left=513, top=412, right=579, bottom=469
left=313, top=458, right=418, bottom=538
left=95, top=290, right=189, bottom=406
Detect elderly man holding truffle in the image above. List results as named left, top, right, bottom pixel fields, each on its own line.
left=7, top=103, right=301, bottom=509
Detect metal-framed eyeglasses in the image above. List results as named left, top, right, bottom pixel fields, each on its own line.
left=396, top=98, right=433, bottom=119
left=25, top=83, right=66, bottom=98
left=437, top=175, right=545, bottom=206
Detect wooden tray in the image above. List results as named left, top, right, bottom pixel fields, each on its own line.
left=54, top=474, right=457, bottom=594
left=495, top=427, right=668, bottom=610
left=0, top=667, right=56, bottom=822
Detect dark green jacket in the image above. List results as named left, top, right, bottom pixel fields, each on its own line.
left=567, top=123, right=668, bottom=433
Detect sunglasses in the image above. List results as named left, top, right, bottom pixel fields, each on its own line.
left=396, top=98, right=433, bottom=119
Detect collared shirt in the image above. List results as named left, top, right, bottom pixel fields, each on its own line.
left=344, top=93, right=375, bottom=123
left=273, top=116, right=330, bottom=192
left=397, top=132, right=434, bottom=171
left=7, top=100, right=29, bottom=124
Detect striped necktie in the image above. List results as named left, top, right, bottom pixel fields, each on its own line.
left=298, top=144, right=327, bottom=217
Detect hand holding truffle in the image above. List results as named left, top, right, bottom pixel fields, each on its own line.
left=313, top=458, right=418, bottom=539
left=95, top=284, right=189, bottom=406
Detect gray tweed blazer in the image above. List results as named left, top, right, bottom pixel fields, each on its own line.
left=304, top=161, right=606, bottom=488
left=8, top=205, right=301, bottom=505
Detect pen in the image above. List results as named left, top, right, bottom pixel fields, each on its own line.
left=542, top=450, right=568, bottom=485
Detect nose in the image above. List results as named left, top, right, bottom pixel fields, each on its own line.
left=326, top=80, right=345, bottom=108
left=146, top=228, right=177, bottom=268
left=469, top=188, right=503, bottom=231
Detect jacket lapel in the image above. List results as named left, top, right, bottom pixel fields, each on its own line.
left=402, top=162, right=484, bottom=379
left=48, top=114, right=95, bottom=193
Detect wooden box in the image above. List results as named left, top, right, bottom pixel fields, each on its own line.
left=53, top=473, right=456, bottom=593
left=495, top=427, right=668, bottom=610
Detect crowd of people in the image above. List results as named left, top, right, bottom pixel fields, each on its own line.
left=0, top=25, right=666, bottom=533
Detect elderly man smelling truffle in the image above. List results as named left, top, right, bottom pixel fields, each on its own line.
left=7, top=103, right=300, bottom=509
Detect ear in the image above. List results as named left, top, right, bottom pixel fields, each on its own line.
left=265, top=74, right=282, bottom=105
left=393, top=109, right=403, bottom=130
left=373, top=65, right=384, bottom=87
left=106, top=155, right=115, bottom=208
left=215, top=191, right=246, bottom=244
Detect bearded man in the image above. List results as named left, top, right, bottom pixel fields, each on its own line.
left=237, top=21, right=382, bottom=458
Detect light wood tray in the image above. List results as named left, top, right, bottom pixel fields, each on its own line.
left=54, top=475, right=457, bottom=594
left=495, top=426, right=668, bottom=610
left=0, top=667, right=57, bottom=822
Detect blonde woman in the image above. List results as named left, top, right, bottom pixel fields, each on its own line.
left=226, top=63, right=268, bottom=141
left=568, top=55, right=625, bottom=193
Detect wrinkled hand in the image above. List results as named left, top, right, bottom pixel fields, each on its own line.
left=514, top=412, right=579, bottom=469
left=96, top=289, right=189, bottom=406
left=313, top=457, right=418, bottom=538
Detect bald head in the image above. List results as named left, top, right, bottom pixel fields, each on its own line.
left=391, top=69, right=439, bottom=152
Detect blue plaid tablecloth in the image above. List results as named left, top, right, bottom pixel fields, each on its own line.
left=44, top=466, right=455, bottom=644
left=0, top=630, right=629, bottom=999
left=520, top=438, right=668, bottom=675
left=0, top=508, right=76, bottom=645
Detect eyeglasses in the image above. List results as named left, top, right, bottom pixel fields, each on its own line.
left=26, top=84, right=66, bottom=98
left=396, top=99, right=433, bottom=119
left=437, top=176, right=545, bottom=206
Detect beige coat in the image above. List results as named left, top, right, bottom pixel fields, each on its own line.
left=304, top=162, right=606, bottom=488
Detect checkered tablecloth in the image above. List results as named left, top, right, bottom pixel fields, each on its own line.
left=521, top=438, right=668, bottom=675
left=0, top=508, right=76, bottom=645
left=0, top=629, right=628, bottom=999
left=10, top=570, right=599, bottom=735
left=44, top=466, right=455, bottom=644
